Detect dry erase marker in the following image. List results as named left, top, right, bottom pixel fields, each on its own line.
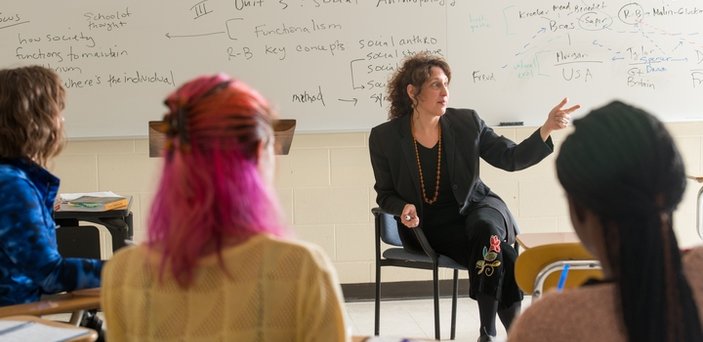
left=499, top=121, right=524, bottom=126
left=557, top=263, right=570, bottom=292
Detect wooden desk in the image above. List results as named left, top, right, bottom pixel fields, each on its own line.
left=516, top=232, right=580, bottom=250
left=0, top=315, right=97, bottom=341
left=0, top=288, right=101, bottom=325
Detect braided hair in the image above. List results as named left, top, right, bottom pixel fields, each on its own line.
left=556, top=101, right=702, bottom=341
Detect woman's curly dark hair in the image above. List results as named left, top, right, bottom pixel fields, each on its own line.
left=386, top=52, right=451, bottom=120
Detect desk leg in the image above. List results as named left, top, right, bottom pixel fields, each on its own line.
left=99, top=217, right=130, bottom=252
left=69, top=310, right=85, bottom=325
left=54, top=213, right=133, bottom=253
left=126, top=212, right=133, bottom=243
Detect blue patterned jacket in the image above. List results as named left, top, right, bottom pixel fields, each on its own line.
left=0, top=158, right=103, bottom=306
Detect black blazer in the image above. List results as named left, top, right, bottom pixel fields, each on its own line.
left=369, top=108, right=554, bottom=249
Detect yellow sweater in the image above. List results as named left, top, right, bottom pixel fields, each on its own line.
left=102, top=234, right=349, bottom=342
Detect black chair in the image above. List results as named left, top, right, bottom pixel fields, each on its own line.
left=372, top=207, right=467, bottom=340
left=56, top=225, right=102, bottom=259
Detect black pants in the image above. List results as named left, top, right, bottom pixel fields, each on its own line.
left=422, top=205, right=523, bottom=308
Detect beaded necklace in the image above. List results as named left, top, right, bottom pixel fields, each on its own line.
left=412, top=120, right=442, bottom=205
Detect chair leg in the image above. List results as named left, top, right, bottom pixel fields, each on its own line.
left=69, top=310, right=85, bottom=325
left=374, top=264, right=381, bottom=336
left=451, top=269, right=459, bottom=340
left=433, top=267, right=441, bottom=340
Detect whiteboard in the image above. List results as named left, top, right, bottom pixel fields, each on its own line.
left=1, top=0, right=702, bottom=138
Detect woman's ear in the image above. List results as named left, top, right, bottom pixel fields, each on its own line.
left=256, top=138, right=275, bottom=184
left=406, top=84, right=416, bottom=105
left=255, top=139, right=274, bottom=164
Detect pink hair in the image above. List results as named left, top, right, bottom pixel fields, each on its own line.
left=148, top=74, right=285, bottom=287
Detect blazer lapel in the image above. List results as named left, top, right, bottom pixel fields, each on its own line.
left=398, top=115, right=421, bottom=200
left=441, top=114, right=457, bottom=185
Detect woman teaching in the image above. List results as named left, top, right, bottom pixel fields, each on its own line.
left=368, top=53, right=579, bottom=341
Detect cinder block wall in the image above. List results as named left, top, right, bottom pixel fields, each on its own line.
left=53, top=122, right=703, bottom=284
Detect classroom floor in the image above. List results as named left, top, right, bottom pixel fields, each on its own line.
left=346, top=296, right=532, bottom=342
left=48, top=296, right=533, bottom=341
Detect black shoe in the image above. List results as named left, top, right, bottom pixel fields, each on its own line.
left=80, top=310, right=106, bottom=342
left=477, top=334, right=496, bottom=342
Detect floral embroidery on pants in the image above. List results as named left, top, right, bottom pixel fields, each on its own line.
left=475, top=235, right=502, bottom=277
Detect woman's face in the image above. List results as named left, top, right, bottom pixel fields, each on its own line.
left=567, top=196, right=611, bottom=271
left=408, top=66, right=449, bottom=117
left=567, top=197, right=591, bottom=249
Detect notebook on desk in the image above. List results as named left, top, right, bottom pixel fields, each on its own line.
left=0, top=318, right=92, bottom=341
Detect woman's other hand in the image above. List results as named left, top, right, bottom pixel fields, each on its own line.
left=401, top=204, right=420, bottom=228
left=540, top=97, right=581, bottom=141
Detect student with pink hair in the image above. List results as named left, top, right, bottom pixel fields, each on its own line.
left=101, top=74, right=349, bottom=341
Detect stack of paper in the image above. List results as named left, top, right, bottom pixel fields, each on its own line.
left=0, top=320, right=91, bottom=341
left=55, top=191, right=129, bottom=212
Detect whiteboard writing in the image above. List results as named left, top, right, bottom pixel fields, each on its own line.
left=448, top=1, right=703, bottom=124
left=0, top=0, right=701, bottom=138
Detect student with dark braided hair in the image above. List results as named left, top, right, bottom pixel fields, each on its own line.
left=508, top=101, right=703, bottom=342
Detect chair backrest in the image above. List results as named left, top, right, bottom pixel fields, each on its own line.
left=372, top=207, right=442, bottom=263
left=56, top=225, right=102, bottom=259
left=378, top=211, right=403, bottom=247
left=515, top=242, right=603, bottom=296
